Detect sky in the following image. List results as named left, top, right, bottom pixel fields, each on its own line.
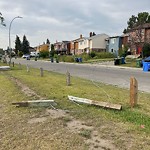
left=0, top=0, right=150, bottom=49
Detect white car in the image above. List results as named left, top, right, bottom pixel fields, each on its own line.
left=30, top=52, right=39, bottom=57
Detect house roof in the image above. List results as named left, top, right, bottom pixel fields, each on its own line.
left=128, top=23, right=150, bottom=32
left=88, top=33, right=109, bottom=40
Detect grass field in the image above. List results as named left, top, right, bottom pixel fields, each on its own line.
left=0, top=62, right=150, bottom=150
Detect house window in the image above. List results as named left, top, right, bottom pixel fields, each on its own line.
left=111, top=38, right=116, bottom=44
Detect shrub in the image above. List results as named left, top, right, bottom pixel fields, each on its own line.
left=59, top=55, right=74, bottom=62
left=39, top=50, right=49, bottom=58
left=142, top=43, right=150, bottom=58
left=18, top=51, right=23, bottom=57
left=89, top=51, right=96, bottom=58
left=94, top=52, right=115, bottom=59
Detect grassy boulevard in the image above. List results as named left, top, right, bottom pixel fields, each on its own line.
left=0, top=62, right=150, bottom=150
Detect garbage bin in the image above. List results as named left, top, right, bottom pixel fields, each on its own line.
left=75, top=57, right=79, bottom=62
left=143, top=62, right=150, bottom=72
left=50, top=57, right=54, bottom=63
left=26, top=56, right=30, bottom=60
left=136, top=59, right=142, bottom=68
left=114, top=58, right=121, bottom=65
left=35, top=56, right=37, bottom=61
left=78, top=57, right=82, bottom=63
left=56, top=58, right=59, bottom=63
left=121, top=57, right=125, bottom=64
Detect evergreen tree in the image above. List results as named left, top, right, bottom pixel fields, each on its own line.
left=15, top=35, right=22, bottom=55
left=0, top=12, right=6, bottom=26
left=126, top=12, right=150, bottom=31
left=22, top=35, right=30, bottom=54
left=50, top=44, right=55, bottom=57
left=46, top=38, right=50, bottom=44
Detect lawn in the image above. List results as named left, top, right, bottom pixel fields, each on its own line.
left=0, top=62, right=150, bottom=150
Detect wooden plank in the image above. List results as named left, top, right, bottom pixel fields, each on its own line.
left=0, top=66, right=10, bottom=71
left=68, top=95, right=122, bottom=110
left=130, top=77, right=138, bottom=107
left=12, top=100, right=56, bottom=107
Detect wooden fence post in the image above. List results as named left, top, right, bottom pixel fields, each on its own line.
left=27, top=64, right=29, bottom=72
left=12, top=62, right=14, bottom=67
left=130, top=77, right=138, bottom=107
left=66, top=71, right=71, bottom=86
left=19, top=63, right=22, bottom=69
left=40, top=68, right=43, bottom=77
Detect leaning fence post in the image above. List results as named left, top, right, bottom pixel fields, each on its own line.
left=40, top=68, right=43, bottom=77
left=66, top=71, right=71, bottom=86
left=130, top=77, right=138, bottom=107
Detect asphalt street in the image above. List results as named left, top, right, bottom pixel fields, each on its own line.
left=11, top=58, right=150, bottom=93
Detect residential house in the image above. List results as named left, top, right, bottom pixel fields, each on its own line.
left=108, top=36, right=122, bottom=57
left=71, top=33, right=109, bottom=55
left=70, top=35, right=82, bottom=55
left=35, top=43, right=50, bottom=52
left=89, top=34, right=109, bottom=52
left=127, top=23, right=150, bottom=54
left=78, top=37, right=89, bottom=54
left=54, top=41, right=70, bottom=55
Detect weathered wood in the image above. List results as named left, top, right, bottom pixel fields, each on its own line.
left=130, top=77, right=138, bottom=107
left=40, top=67, right=43, bottom=77
left=0, top=66, right=10, bottom=71
left=19, top=63, right=22, bottom=69
left=12, top=62, right=14, bottom=67
left=66, top=71, right=71, bottom=86
left=12, top=100, right=56, bottom=107
left=26, top=64, right=29, bottom=72
left=68, top=95, right=122, bottom=110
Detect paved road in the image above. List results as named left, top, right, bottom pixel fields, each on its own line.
left=12, top=58, right=150, bottom=93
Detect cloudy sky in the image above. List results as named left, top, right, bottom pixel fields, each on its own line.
left=0, top=0, right=150, bottom=49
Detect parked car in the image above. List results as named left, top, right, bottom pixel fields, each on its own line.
left=30, top=52, right=39, bottom=57
left=22, top=54, right=30, bottom=59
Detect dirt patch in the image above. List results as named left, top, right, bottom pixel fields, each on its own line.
left=86, top=130, right=118, bottom=150
left=28, top=117, right=47, bottom=124
left=10, top=77, right=44, bottom=99
left=46, top=109, right=69, bottom=119
left=67, top=120, right=93, bottom=133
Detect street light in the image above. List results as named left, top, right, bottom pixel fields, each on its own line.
left=9, top=16, right=22, bottom=64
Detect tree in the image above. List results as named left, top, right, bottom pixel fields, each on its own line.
left=126, top=12, right=150, bottom=31
left=50, top=44, right=55, bottom=57
left=22, top=35, right=30, bottom=54
left=125, top=12, right=150, bottom=56
left=15, top=35, right=22, bottom=55
left=142, top=43, right=150, bottom=58
left=46, top=38, right=50, bottom=44
left=0, top=12, right=6, bottom=26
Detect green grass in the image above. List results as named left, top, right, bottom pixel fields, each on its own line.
left=0, top=62, right=150, bottom=149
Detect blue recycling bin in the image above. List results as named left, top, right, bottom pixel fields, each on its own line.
left=121, top=57, right=125, bottom=64
left=78, top=57, right=82, bottom=62
left=143, top=62, right=150, bottom=72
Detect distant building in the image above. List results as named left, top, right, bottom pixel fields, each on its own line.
left=35, top=43, right=50, bottom=52
left=54, top=41, right=70, bottom=55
